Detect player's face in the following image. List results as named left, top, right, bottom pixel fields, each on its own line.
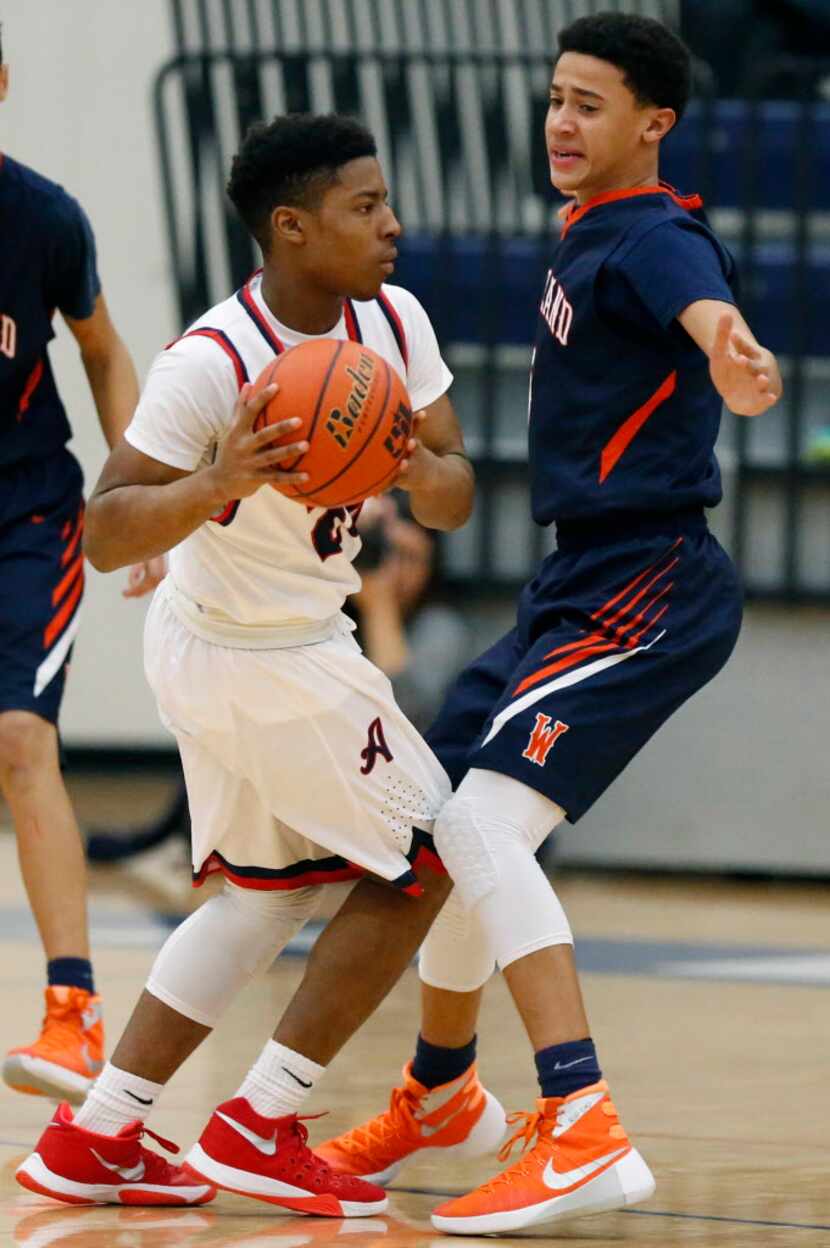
left=545, top=52, right=673, bottom=204
left=306, top=157, right=402, bottom=301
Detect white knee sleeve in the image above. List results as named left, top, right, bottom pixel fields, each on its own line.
left=146, top=882, right=321, bottom=1028
left=418, top=887, right=496, bottom=992
left=432, top=768, right=572, bottom=971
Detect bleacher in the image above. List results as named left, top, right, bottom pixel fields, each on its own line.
left=155, top=0, right=830, bottom=599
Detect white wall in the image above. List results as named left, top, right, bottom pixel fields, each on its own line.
left=2, top=1, right=177, bottom=744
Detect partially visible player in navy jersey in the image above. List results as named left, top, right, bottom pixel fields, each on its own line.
left=0, top=28, right=153, bottom=1104
left=318, top=14, right=782, bottom=1236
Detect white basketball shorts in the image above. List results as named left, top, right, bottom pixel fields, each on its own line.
left=144, top=588, right=451, bottom=893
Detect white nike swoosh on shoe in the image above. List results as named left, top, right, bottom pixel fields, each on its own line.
left=419, top=1087, right=478, bottom=1138
left=215, top=1109, right=277, bottom=1155
left=542, top=1146, right=628, bottom=1191
left=89, top=1149, right=146, bottom=1182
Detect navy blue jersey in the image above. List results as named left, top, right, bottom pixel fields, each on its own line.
left=0, top=154, right=101, bottom=468
left=529, top=185, right=737, bottom=526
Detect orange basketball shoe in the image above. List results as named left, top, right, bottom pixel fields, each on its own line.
left=314, top=1061, right=507, bottom=1185
left=3, top=986, right=104, bottom=1104
left=430, top=1080, right=655, bottom=1235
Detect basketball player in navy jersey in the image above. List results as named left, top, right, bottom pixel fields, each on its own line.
left=0, top=28, right=159, bottom=1103
left=317, top=14, right=783, bottom=1234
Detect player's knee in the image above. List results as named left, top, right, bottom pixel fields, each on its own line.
left=432, top=792, right=499, bottom=910
left=0, top=710, right=54, bottom=777
left=223, top=880, right=322, bottom=927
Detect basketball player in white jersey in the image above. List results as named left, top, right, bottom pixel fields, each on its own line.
left=16, top=114, right=506, bottom=1214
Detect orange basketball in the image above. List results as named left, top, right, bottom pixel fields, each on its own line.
left=251, top=339, right=413, bottom=509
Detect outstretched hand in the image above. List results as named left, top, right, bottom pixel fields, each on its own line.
left=709, top=313, right=782, bottom=417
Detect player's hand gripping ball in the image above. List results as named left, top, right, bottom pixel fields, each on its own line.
left=251, top=339, right=413, bottom=508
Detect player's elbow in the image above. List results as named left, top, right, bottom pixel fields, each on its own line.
left=82, top=506, right=122, bottom=572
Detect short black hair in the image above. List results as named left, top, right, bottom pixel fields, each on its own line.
left=0, top=24, right=4, bottom=64
left=557, top=12, right=691, bottom=122
left=227, top=112, right=377, bottom=251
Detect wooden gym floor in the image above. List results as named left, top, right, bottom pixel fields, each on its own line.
left=0, top=770, right=828, bottom=1246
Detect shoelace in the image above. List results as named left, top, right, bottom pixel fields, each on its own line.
left=470, top=1111, right=552, bottom=1193
left=335, top=1085, right=421, bottom=1158
left=482, top=1095, right=622, bottom=1193
left=498, top=1110, right=547, bottom=1165
left=129, top=1125, right=184, bottom=1183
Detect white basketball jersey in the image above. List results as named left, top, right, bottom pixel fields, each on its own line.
left=126, top=273, right=452, bottom=642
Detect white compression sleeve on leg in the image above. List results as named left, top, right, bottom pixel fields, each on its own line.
left=146, top=881, right=321, bottom=1027
left=418, top=886, right=496, bottom=992
left=432, top=768, right=572, bottom=971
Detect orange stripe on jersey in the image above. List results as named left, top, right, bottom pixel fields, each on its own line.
left=513, top=638, right=621, bottom=697
left=599, top=371, right=677, bottom=484
left=61, top=509, right=85, bottom=566
left=590, top=537, right=683, bottom=624
left=560, top=183, right=704, bottom=240
left=17, top=358, right=45, bottom=419
left=52, top=553, right=84, bottom=607
left=514, top=542, right=683, bottom=697
left=44, top=572, right=84, bottom=650
left=602, top=555, right=679, bottom=632
left=628, top=600, right=670, bottom=647
left=612, top=579, right=674, bottom=644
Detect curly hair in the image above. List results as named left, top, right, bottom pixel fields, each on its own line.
left=227, top=113, right=377, bottom=251
left=558, top=13, right=691, bottom=122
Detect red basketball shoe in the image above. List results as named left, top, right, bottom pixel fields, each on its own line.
left=182, top=1097, right=388, bottom=1216
left=315, top=1061, right=507, bottom=1184
left=430, top=1080, right=655, bottom=1234
left=15, top=1102, right=215, bottom=1206
left=4, top=986, right=104, bottom=1103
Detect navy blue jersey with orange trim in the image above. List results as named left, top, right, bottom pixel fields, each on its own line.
left=0, top=154, right=101, bottom=468
left=529, top=185, right=737, bottom=526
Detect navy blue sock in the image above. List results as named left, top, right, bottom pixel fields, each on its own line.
left=411, top=1033, right=477, bottom=1089
left=535, top=1037, right=601, bottom=1099
left=47, top=958, right=95, bottom=994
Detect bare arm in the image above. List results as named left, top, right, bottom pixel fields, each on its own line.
left=64, top=293, right=140, bottom=447
left=83, top=382, right=309, bottom=572
left=394, top=392, right=474, bottom=531
left=677, top=299, right=783, bottom=417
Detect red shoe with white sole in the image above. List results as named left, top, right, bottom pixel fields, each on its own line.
left=15, top=1102, right=216, bottom=1207
left=182, top=1097, right=388, bottom=1217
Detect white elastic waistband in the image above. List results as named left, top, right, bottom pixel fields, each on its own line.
left=159, top=577, right=345, bottom=650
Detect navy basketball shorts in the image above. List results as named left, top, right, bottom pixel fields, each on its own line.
left=0, top=449, right=85, bottom=723
left=427, top=512, right=743, bottom=822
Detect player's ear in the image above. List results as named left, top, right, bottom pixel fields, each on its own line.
left=643, top=106, right=675, bottom=145
left=0, top=65, right=9, bottom=102
left=271, top=205, right=307, bottom=247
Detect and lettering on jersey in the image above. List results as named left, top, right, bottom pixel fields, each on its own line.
left=0, top=314, right=16, bottom=359
left=528, top=187, right=737, bottom=526
left=522, top=713, right=570, bottom=767
left=539, top=270, right=574, bottom=347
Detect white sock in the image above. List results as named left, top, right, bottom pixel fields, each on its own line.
left=236, top=1040, right=325, bottom=1119
left=74, top=1062, right=164, bottom=1136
